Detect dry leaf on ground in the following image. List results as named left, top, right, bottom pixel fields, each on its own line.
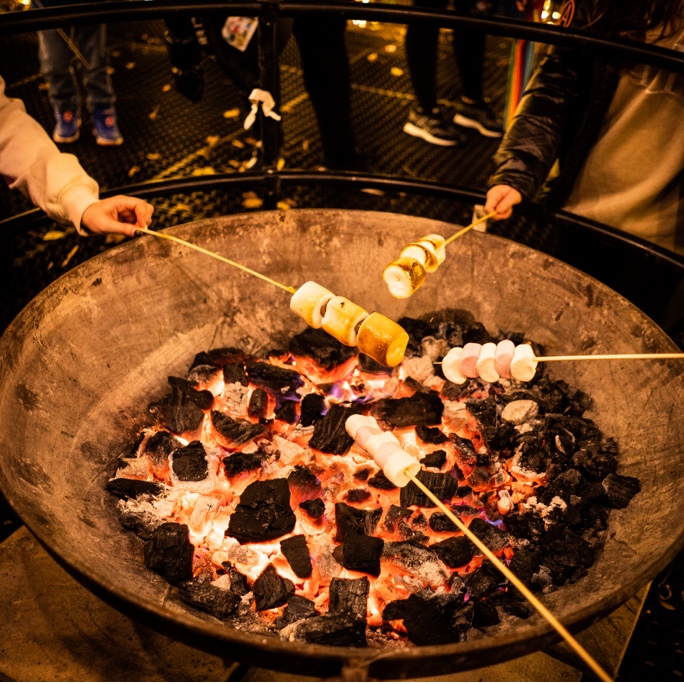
left=223, top=108, right=241, bottom=119
left=42, top=230, right=66, bottom=241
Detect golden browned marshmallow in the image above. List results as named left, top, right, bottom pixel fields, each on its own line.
left=419, top=234, right=446, bottom=264
left=414, top=240, right=440, bottom=272
left=382, top=256, right=427, bottom=299
left=357, top=312, right=409, bottom=367
left=400, top=243, right=429, bottom=266
left=321, top=296, right=369, bottom=347
left=290, top=281, right=335, bottom=328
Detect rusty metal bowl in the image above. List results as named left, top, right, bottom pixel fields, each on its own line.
left=1, top=209, right=683, bottom=679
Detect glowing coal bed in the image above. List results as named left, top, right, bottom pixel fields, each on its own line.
left=106, top=309, right=641, bottom=649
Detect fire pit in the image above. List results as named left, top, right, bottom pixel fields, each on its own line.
left=0, top=209, right=683, bottom=679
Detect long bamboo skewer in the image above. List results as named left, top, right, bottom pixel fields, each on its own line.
left=536, top=353, right=684, bottom=362
left=405, top=471, right=613, bottom=682
left=135, top=227, right=297, bottom=294
left=444, top=211, right=497, bottom=246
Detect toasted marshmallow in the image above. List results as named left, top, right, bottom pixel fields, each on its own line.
left=510, top=343, right=538, bottom=382
left=400, top=243, right=429, bottom=266
left=495, top=339, right=515, bottom=379
left=476, top=342, right=499, bottom=383
left=415, top=240, right=439, bottom=272
left=290, top=281, right=335, bottom=329
left=419, top=234, right=446, bottom=264
left=383, top=257, right=427, bottom=299
left=357, top=312, right=409, bottom=368
left=321, top=296, right=368, bottom=346
left=460, top=342, right=482, bottom=378
left=442, top=347, right=467, bottom=384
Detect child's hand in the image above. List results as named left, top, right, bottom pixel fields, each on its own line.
left=81, top=196, right=154, bottom=237
left=484, top=185, right=522, bottom=220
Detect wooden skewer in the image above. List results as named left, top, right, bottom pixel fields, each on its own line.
left=135, top=226, right=297, bottom=294
left=405, top=471, right=613, bottom=683
left=536, top=353, right=684, bottom=362
left=444, top=211, right=497, bottom=246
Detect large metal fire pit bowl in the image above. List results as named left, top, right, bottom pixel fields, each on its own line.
left=1, top=209, right=683, bottom=679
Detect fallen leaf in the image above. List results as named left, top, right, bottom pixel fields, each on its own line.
left=42, top=229, right=66, bottom=241
left=191, top=166, right=216, bottom=176
left=367, top=52, right=378, bottom=62
left=302, top=140, right=309, bottom=151
left=162, top=84, right=171, bottom=92
left=146, top=152, right=161, bottom=161
left=128, top=165, right=140, bottom=177
left=385, top=44, right=397, bottom=53
left=232, top=139, right=245, bottom=149
left=111, top=50, right=121, bottom=58
left=125, top=62, right=136, bottom=69
left=242, top=191, right=258, bottom=199
left=148, top=105, right=160, bottom=120
left=38, top=82, right=50, bottom=91
left=223, top=108, right=241, bottom=119
left=277, top=201, right=291, bottom=211
left=206, top=135, right=220, bottom=146
left=228, top=159, right=240, bottom=168
left=61, top=245, right=79, bottom=268
left=391, top=67, right=404, bottom=77
left=242, top=197, right=263, bottom=209
left=277, top=156, right=285, bottom=171
left=105, top=233, right=126, bottom=244
left=106, top=66, right=115, bottom=75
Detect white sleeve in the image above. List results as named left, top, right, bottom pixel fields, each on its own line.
left=0, top=75, right=98, bottom=234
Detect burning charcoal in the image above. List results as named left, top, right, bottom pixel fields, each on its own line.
left=211, top=410, right=266, bottom=445
left=223, top=361, right=249, bottom=386
left=367, top=472, right=397, bottom=490
left=144, top=430, right=182, bottom=465
left=281, top=535, right=313, bottom=578
left=468, top=518, right=509, bottom=551
left=334, top=502, right=382, bottom=541
left=450, top=435, right=477, bottom=465
left=227, top=479, right=296, bottom=543
left=248, top=388, right=268, bottom=419
left=163, top=384, right=205, bottom=434
left=333, top=534, right=384, bottom=576
left=539, top=468, right=585, bottom=505
left=400, top=470, right=458, bottom=508
left=572, top=448, right=618, bottom=481
left=275, top=400, right=297, bottom=424
left=353, top=467, right=371, bottom=482
left=398, top=522, right=429, bottom=543
left=300, top=393, right=326, bottom=427
left=383, top=505, right=412, bottom=532
left=358, top=353, right=393, bottom=374
left=466, top=467, right=491, bottom=490
left=382, top=541, right=448, bottom=586
left=329, top=577, right=369, bottom=619
left=245, top=361, right=303, bottom=395
left=178, top=577, right=241, bottom=620
left=288, top=465, right=320, bottom=491
left=187, top=364, right=221, bottom=384
left=299, top=498, right=325, bottom=520
left=421, top=450, right=447, bottom=469
left=383, top=593, right=462, bottom=646
left=171, top=441, right=208, bottom=481
left=291, top=613, right=367, bottom=647
left=143, top=522, right=194, bottom=585
left=601, top=473, right=641, bottom=508
left=221, top=563, right=251, bottom=595
left=464, top=566, right=501, bottom=599
left=253, top=564, right=294, bottom=611
left=191, top=347, right=244, bottom=370
left=346, top=488, right=370, bottom=503
left=288, top=327, right=357, bottom=370
left=275, top=595, right=316, bottom=629
left=106, top=478, right=163, bottom=499
left=370, top=391, right=444, bottom=428
left=472, top=600, right=500, bottom=628
left=167, top=376, right=214, bottom=410
left=309, top=404, right=358, bottom=455
left=429, top=536, right=474, bottom=568
left=223, top=449, right=264, bottom=477
left=456, top=485, right=472, bottom=498
left=429, top=512, right=458, bottom=533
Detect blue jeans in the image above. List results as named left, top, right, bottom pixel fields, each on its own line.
left=38, top=24, right=115, bottom=114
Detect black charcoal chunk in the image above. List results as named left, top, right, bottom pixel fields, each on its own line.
left=429, top=536, right=474, bottom=568
left=144, top=430, right=182, bottom=465
left=416, top=425, right=448, bottom=445
left=465, top=399, right=497, bottom=429
left=289, top=327, right=358, bottom=369
left=253, top=564, right=294, bottom=611
left=288, top=465, right=320, bottom=491
left=354, top=467, right=372, bottom=482
left=275, top=400, right=297, bottom=424
left=450, top=435, right=477, bottom=465
left=281, top=535, right=313, bottom=578
left=275, top=595, right=316, bottom=629
left=429, top=512, right=459, bottom=533
left=333, top=534, right=384, bottom=576
left=472, top=600, right=500, bottom=628
left=171, top=441, right=208, bottom=481
left=309, top=404, right=358, bottom=455
left=421, top=450, right=447, bottom=469
left=509, top=548, right=541, bottom=587
left=539, top=468, right=585, bottom=505
left=572, top=448, right=618, bottom=481
left=500, top=595, right=533, bottom=619
left=383, top=505, right=413, bottom=532
left=164, top=384, right=205, bottom=434
left=222, top=449, right=264, bottom=477
left=248, top=388, right=268, bottom=419
left=466, top=467, right=491, bottom=490
left=370, top=391, right=444, bottom=428
left=167, top=376, right=214, bottom=409
left=334, top=502, right=382, bottom=541
left=329, top=577, right=369, bottom=619
left=191, top=347, right=244, bottom=370
left=358, top=353, right=393, bottom=374
left=227, top=479, right=296, bottom=543
left=143, top=522, right=194, bottom=585
left=178, top=578, right=240, bottom=619
left=346, top=488, right=371, bottom=503
left=383, top=593, right=462, bottom=646
left=187, top=363, right=221, bottom=384
left=468, top=518, right=509, bottom=551
left=602, top=473, right=641, bottom=508
left=245, top=361, right=303, bottom=394
left=106, top=478, right=163, bottom=499
left=464, top=566, right=501, bottom=599
left=211, top=410, right=266, bottom=445
left=223, top=361, right=249, bottom=386
left=299, top=498, right=325, bottom=519
left=292, top=613, right=367, bottom=647
left=221, top=564, right=251, bottom=595
left=400, top=470, right=458, bottom=508
left=382, top=540, right=442, bottom=572
left=300, top=393, right=326, bottom=427
left=367, top=472, right=397, bottom=490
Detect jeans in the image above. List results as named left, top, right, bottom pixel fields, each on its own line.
left=38, top=24, right=115, bottom=114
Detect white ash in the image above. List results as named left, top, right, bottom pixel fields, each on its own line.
left=220, top=537, right=264, bottom=571
left=532, top=565, right=554, bottom=593
left=268, top=435, right=311, bottom=466
left=310, top=538, right=344, bottom=580
left=115, top=454, right=151, bottom=479
left=515, top=422, right=536, bottom=435
left=501, top=400, right=539, bottom=425
left=421, top=336, right=450, bottom=362
left=117, top=491, right=177, bottom=534
left=211, top=573, right=232, bottom=590
left=443, top=400, right=467, bottom=427
left=401, top=355, right=435, bottom=384
left=511, top=449, right=546, bottom=481
left=392, top=573, right=425, bottom=592
left=188, top=494, right=223, bottom=538
left=221, top=381, right=250, bottom=414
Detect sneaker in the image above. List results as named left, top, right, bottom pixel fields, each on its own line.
left=53, top=110, right=81, bottom=143
left=453, top=99, right=503, bottom=138
left=403, top=107, right=465, bottom=146
left=92, top=107, right=123, bottom=146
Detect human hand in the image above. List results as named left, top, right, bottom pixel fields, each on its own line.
left=80, top=196, right=154, bottom=237
left=484, top=185, right=523, bottom=220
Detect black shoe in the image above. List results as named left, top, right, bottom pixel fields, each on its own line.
left=403, top=107, right=465, bottom=146
left=453, top=99, right=503, bottom=138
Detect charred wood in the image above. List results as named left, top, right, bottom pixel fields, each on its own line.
left=211, top=410, right=266, bottom=445
left=143, top=522, right=194, bottom=585
left=178, top=577, right=241, bottom=620
left=281, top=534, right=313, bottom=578
left=253, top=564, right=294, bottom=611
left=309, top=404, right=358, bottom=455
left=400, top=470, right=458, bottom=508
left=171, top=441, right=208, bottom=481
left=333, top=533, right=384, bottom=576
left=334, top=502, right=382, bottom=541
left=370, top=391, right=444, bottom=428
left=329, top=576, right=369, bottom=619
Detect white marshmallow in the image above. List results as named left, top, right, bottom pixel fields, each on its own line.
left=495, top=339, right=515, bottom=379
left=400, top=244, right=428, bottom=266
left=510, top=343, right=538, bottom=382
left=345, top=414, right=377, bottom=439
left=321, top=296, right=368, bottom=346
left=419, top=234, right=446, bottom=264
left=460, top=342, right=482, bottom=378
left=442, top=347, right=467, bottom=384
left=289, top=281, right=335, bottom=329
left=476, top=342, right=499, bottom=383
left=383, top=448, right=421, bottom=488
left=415, top=240, right=440, bottom=272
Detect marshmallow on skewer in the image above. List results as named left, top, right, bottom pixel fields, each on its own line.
left=289, top=281, right=335, bottom=328
left=418, top=234, right=446, bottom=265
left=357, top=312, right=409, bottom=368
left=411, top=241, right=439, bottom=272
left=442, top=346, right=467, bottom=384
left=345, top=415, right=420, bottom=487
left=510, top=343, right=538, bottom=382
left=383, top=257, right=427, bottom=299
left=476, top=342, right=500, bottom=383
left=321, top=296, right=368, bottom=346
left=495, top=339, right=515, bottom=379
left=400, top=244, right=429, bottom=267
left=460, top=342, right=482, bottom=378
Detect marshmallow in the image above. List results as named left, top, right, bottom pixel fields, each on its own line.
left=418, top=234, right=446, bottom=264
left=383, top=447, right=421, bottom=487
left=289, top=281, right=335, bottom=329
left=442, top=347, right=467, bottom=385
left=460, top=342, right=482, bottom=378
left=400, top=243, right=429, bottom=266
left=321, top=296, right=368, bottom=346
left=510, top=343, right=538, bottom=382
left=357, top=312, right=409, bottom=368
left=346, top=414, right=377, bottom=438
left=413, top=241, right=439, bottom=272
left=382, top=257, right=427, bottom=299
left=476, top=342, right=499, bottom=383
left=495, top=339, right=515, bottom=379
